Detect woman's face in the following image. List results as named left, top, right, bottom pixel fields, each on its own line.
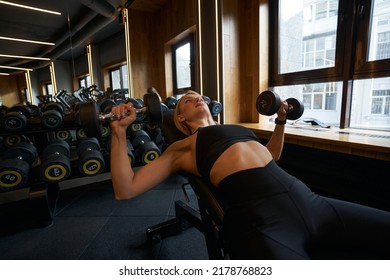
left=177, top=92, right=209, bottom=122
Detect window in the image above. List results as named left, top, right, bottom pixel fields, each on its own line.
left=109, top=64, right=128, bottom=91
left=270, top=0, right=390, bottom=130
left=45, top=83, right=53, bottom=96
left=172, top=36, right=195, bottom=95
left=79, top=75, right=91, bottom=89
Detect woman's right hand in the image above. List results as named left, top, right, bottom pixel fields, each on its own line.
left=109, top=102, right=137, bottom=131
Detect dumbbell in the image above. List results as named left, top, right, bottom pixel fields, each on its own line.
left=40, top=140, right=71, bottom=183
left=203, top=96, right=223, bottom=116
left=0, top=142, right=38, bottom=190
left=164, top=96, right=178, bottom=109
left=132, top=130, right=161, bottom=165
left=3, top=134, right=28, bottom=148
left=99, top=98, right=117, bottom=114
left=126, top=98, right=145, bottom=122
left=1, top=104, right=32, bottom=132
left=41, top=102, right=65, bottom=129
left=76, top=138, right=105, bottom=176
left=256, top=90, right=304, bottom=120
left=77, top=91, right=163, bottom=138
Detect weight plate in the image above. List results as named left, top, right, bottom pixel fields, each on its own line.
left=10, top=105, right=31, bottom=119
left=4, top=142, right=38, bottom=165
left=55, top=130, right=72, bottom=142
left=79, top=102, right=103, bottom=138
left=132, top=130, right=151, bottom=148
left=209, top=101, right=223, bottom=116
left=28, top=105, right=41, bottom=117
left=42, top=140, right=70, bottom=159
left=286, top=98, right=304, bottom=120
left=100, top=98, right=116, bottom=114
left=101, top=126, right=110, bottom=138
left=44, top=102, right=64, bottom=114
left=2, top=112, right=27, bottom=132
left=4, top=134, right=23, bottom=148
left=76, top=137, right=100, bottom=156
left=256, top=90, right=281, bottom=116
left=138, top=141, right=160, bottom=165
left=143, top=92, right=162, bottom=124
left=40, top=154, right=71, bottom=183
left=42, top=110, right=63, bottom=129
left=78, top=150, right=105, bottom=176
left=0, top=159, right=30, bottom=189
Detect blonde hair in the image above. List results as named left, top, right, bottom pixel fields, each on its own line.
left=173, top=90, right=201, bottom=136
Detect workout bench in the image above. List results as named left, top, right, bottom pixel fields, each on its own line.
left=145, top=110, right=228, bottom=259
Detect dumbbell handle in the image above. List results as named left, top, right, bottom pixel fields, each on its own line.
left=98, top=108, right=146, bottom=122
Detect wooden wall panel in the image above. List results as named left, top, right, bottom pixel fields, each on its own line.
left=222, top=0, right=261, bottom=123
left=239, top=0, right=260, bottom=122
left=0, top=74, right=24, bottom=106
left=129, top=0, right=196, bottom=99
left=222, top=0, right=240, bottom=123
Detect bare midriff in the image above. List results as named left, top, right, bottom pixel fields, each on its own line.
left=209, top=141, right=273, bottom=187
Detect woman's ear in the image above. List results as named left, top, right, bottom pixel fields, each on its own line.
left=177, top=114, right=186, bottom=122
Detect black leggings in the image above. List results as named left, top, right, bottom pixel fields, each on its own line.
left=219, top=160, right=390, bottom=259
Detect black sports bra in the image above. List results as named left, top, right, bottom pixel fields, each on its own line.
left=195, top=125, right=259, bottom=181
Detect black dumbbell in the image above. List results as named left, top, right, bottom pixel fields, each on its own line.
left=132, top=130, right=161, bottom=165
left=76, top=137, right=105, bottom=176
left=41, top=102, right=65, bottom=130
left=0, top=142, right=38, bottom=190
left=126, top=98, right=145, bottom=122
left=164, top=96, right=178, bottom=109
left=3, top=134, right=28, bottom=148
left=99, top=98, right=117, bottom=114
left=54, top=130, right=72, bottom=142
left=40, top=140, right=71, bottom=183
left=256, top=90, right=304, bottom=120
left=1, top=104, right=32, bottom=132
left=77, top=91, right=163, bottom=138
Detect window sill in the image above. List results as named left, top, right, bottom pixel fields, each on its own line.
left=240, top=122, right=390, bottom=161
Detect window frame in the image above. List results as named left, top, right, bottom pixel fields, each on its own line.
left=269, top=0, right=390, bottom=129
left=172, top=35, right=195, bottom=95
left=109, top=64, right=128, bottom=91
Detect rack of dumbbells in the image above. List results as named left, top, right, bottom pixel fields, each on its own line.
left=0, top=86, right=165, bottom=227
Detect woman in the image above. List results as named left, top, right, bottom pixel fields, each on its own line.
left=110, top=90, right=390, bottom=259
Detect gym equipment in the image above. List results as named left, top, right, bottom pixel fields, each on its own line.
left=3, top=134, right=28, bottom=148
left=256, top=90, right=304, bottom=120
left=76, top=137, right=105, bottom=176
left=27, top=104, right=41, bottom=117
left=203, top=96, right=223, bottom=116
left=41, top=102, right=65, bottom=129
left=99, top=98, right=116, bottom=114
left=78, top=91, right=163, bottom=138
left=146, top=110, right=227, bottom=259
left=164, top=96, right=178, bottom=109
left=54, top=130, right=72, bottom=142
left=1, top=104, right=32, bottom=132
left=208, top=100, right=223, bottom=116
left=0, top=142, right=38, bottom=190
left=40, top=140, right=71, bottom=183
left=132, top=130, right=161, bottom=165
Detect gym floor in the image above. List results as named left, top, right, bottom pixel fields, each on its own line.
left=0, top=172, right=208, bottom=260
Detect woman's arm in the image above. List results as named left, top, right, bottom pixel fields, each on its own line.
left=109, top=103, right=178, bottom=200
left=265, top=100, right=288, bottom=161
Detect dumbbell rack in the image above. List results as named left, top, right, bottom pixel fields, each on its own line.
left=0, top=117, right=165, bottom=228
